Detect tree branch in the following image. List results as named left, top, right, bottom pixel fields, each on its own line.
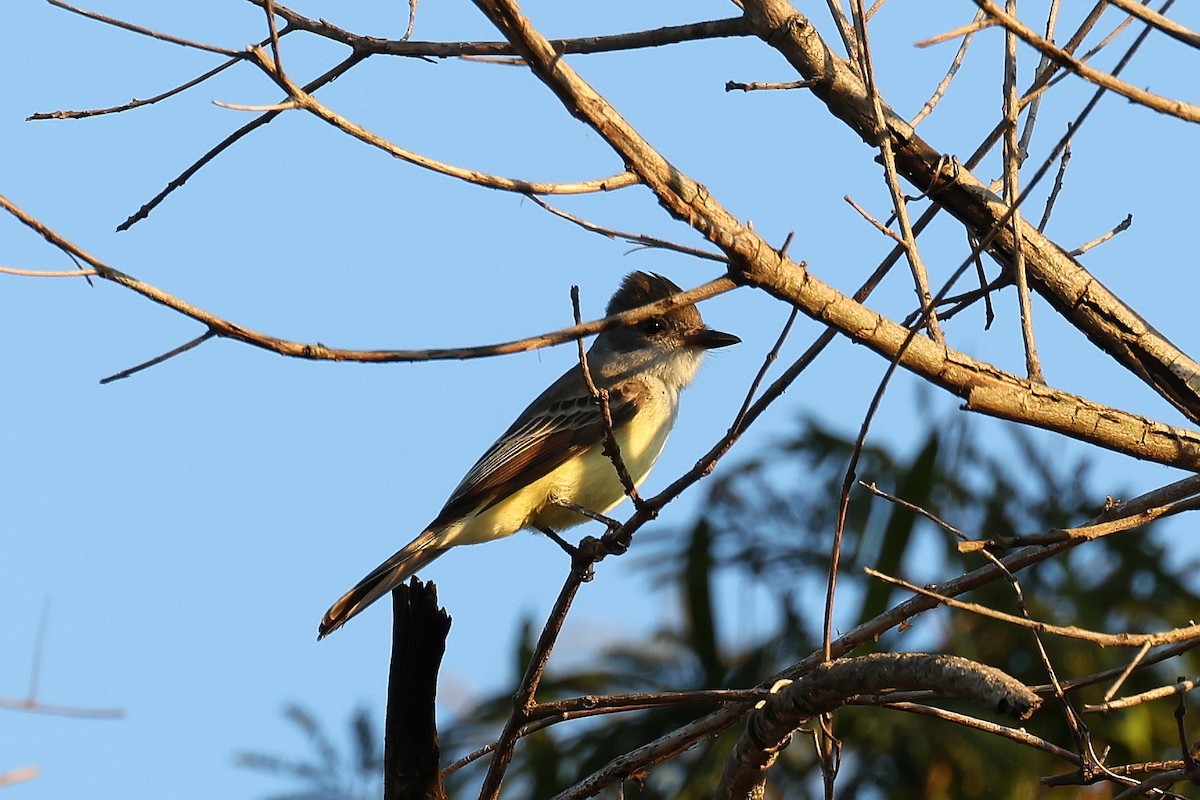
left=1, top=191, right=735, bottom=371
left=717, top=653, right=1040, bottom=799
left=972, top=0, right=1200, bottom=121
left=241, top=1, right=753, bottom=58
left=741, top=0, right=1200, bottom=424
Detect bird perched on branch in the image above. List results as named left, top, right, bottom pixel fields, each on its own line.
left=319, top=271, right=739, bottom=638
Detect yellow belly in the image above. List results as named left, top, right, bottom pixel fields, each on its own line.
left=444, top=383, right=678, bottom=544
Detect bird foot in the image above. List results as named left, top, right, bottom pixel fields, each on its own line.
left=538, top=526, right=597, bottom=581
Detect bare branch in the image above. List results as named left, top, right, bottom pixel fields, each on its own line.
left=915, top=15, right=996, bottom=48
left=28, top=40, right=267, bottom=120
left=1068, top=213, right=1134, bottom=256
left=0, top=767, right=38, bottom=788
left=1105, top=0, right=1200, bottom=49
left=911, top=9, right=986, bottom=126
left=743, top=0, right=1200, bottom=424
left=241, top=1, right=753, bottom=59
left=843, top=195, right=904, bottom=243
left=1037, top=135, right=1071, bottom=232
left=881, top=701, right=1078, bottom=763
left=571, top=286, right=643, bottom=509
left=725, top=79, right=816, bottom=91
left=1084, top=675, right=1200, bottom=714
left=118, top=50, right=369, bottom=230
left=866, top=568, right=1200, bottom=647
left=0, top=265, right=99, bottom=277
left=717, top=653, right=1040, bottom=799
left=99, top=331, right=218, bottom=384
left=246, top=46, right=641, bottom=196
left=526, top=195, right=726, bottom=262
left=1, top=192, right=736, bottom=369
left=1102, top=642, right=1153, bottom=702
left=973, top=0, right=1200, bottom=122
left=1003, top=0, right=1044, bottom=382
left=478, top=572, right=584, bottom=800
left=47, top=0, right=240, bottom=55
left=474, top=0, right=1200, bottom=472
left=555, top=439, right=1200, bottom=797
left=530, top=688, right=771, bottom=720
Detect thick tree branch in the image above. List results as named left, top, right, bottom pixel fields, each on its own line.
left=741, top=0, right=1200, bottom=424
left=472, top=0, right=1200, bottom=471
left=717, top=653, right=1040, bottom=799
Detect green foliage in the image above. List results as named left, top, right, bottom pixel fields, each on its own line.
left=237, top=705, right=382, bottom=800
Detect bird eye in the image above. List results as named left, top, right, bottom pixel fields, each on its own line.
left=639, top=318, right=665, bottom=335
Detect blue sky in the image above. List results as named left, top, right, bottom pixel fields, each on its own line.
left=4, top=2, right=1200, bottom=798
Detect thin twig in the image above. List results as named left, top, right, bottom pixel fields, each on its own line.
left=99, top=330, right=218, bottom=384
left=824, top=0, right=861, bottom=62
left=1015, top=0, right=1060, bottom=167
left=3, top=191, right=737, bottom=371
left=527, top=195, right=725, bottom=262
left=851, top=1, right=942, bottom=342
left=0, top=265, right=100, bottom=277
left=866, top=568, right=1200, bottom=647
left=211, top=100, right=297, bottom=112
left=911, top=9, right=986, bottom=126
left=570, top=286, right=643, bottom=509
left=820, top=0, right=943, bottom=672
left=860, top=482, right=964, bottom=538
left=881, top=701, right=1079, bottom=763
left=1087, top=673, right=1200, bottom=715
left=1018, top=1, right=1107, bottom=112
left=402, top=0, right=418, bottom=41
left=957, top=484, right=1200, bottom=553
left=1068, top=213, right=1133, bottom=257
left=246, top=47, right=642, bottom=198
left=0, top=598, right=123, bottom=719
left=27, top=34, right=276, bottom=121
left=725, top=79, right=816, bottom=92
left=1102, top=641, right=1153, bottom=703
left=973, top=0, right=1200, bottom=122
left=443, top=688, right=769, bottom=778
left=47, top=0, right=240, bottom=55
left=530, top=688, right=770, bottom=720
left=262, top=0, right=283, bottom=71
left=730, top=278, right=799, bottom=430
left=118, top=50, right=370, bottom=230
left=915, top=16, right=996, bottom=49
left=1037, top=136, right=1071, bottom=233
left=864, top=0, right=887, bottom=22
left=1044, top=640, right=1200, bottom=697
left=0, top=768, right=38, bottom=788
left=1003, top=0, right=1044, bottom=383
left=843, top=196, right=903, bottom=243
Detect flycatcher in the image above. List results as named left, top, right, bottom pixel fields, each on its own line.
left=319, top=271, right=739, bottom=637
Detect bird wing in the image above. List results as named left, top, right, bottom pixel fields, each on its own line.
left=430, top=368, right=642, bottom=527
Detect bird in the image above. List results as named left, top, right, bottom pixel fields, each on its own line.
left=318, top=271, right=739, bottom=638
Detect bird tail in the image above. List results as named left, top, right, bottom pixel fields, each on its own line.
left=318, top=531, right=448, bottom=639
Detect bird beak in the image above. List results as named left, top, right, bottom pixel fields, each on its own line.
left=686, top=327, right=741, bottom=350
